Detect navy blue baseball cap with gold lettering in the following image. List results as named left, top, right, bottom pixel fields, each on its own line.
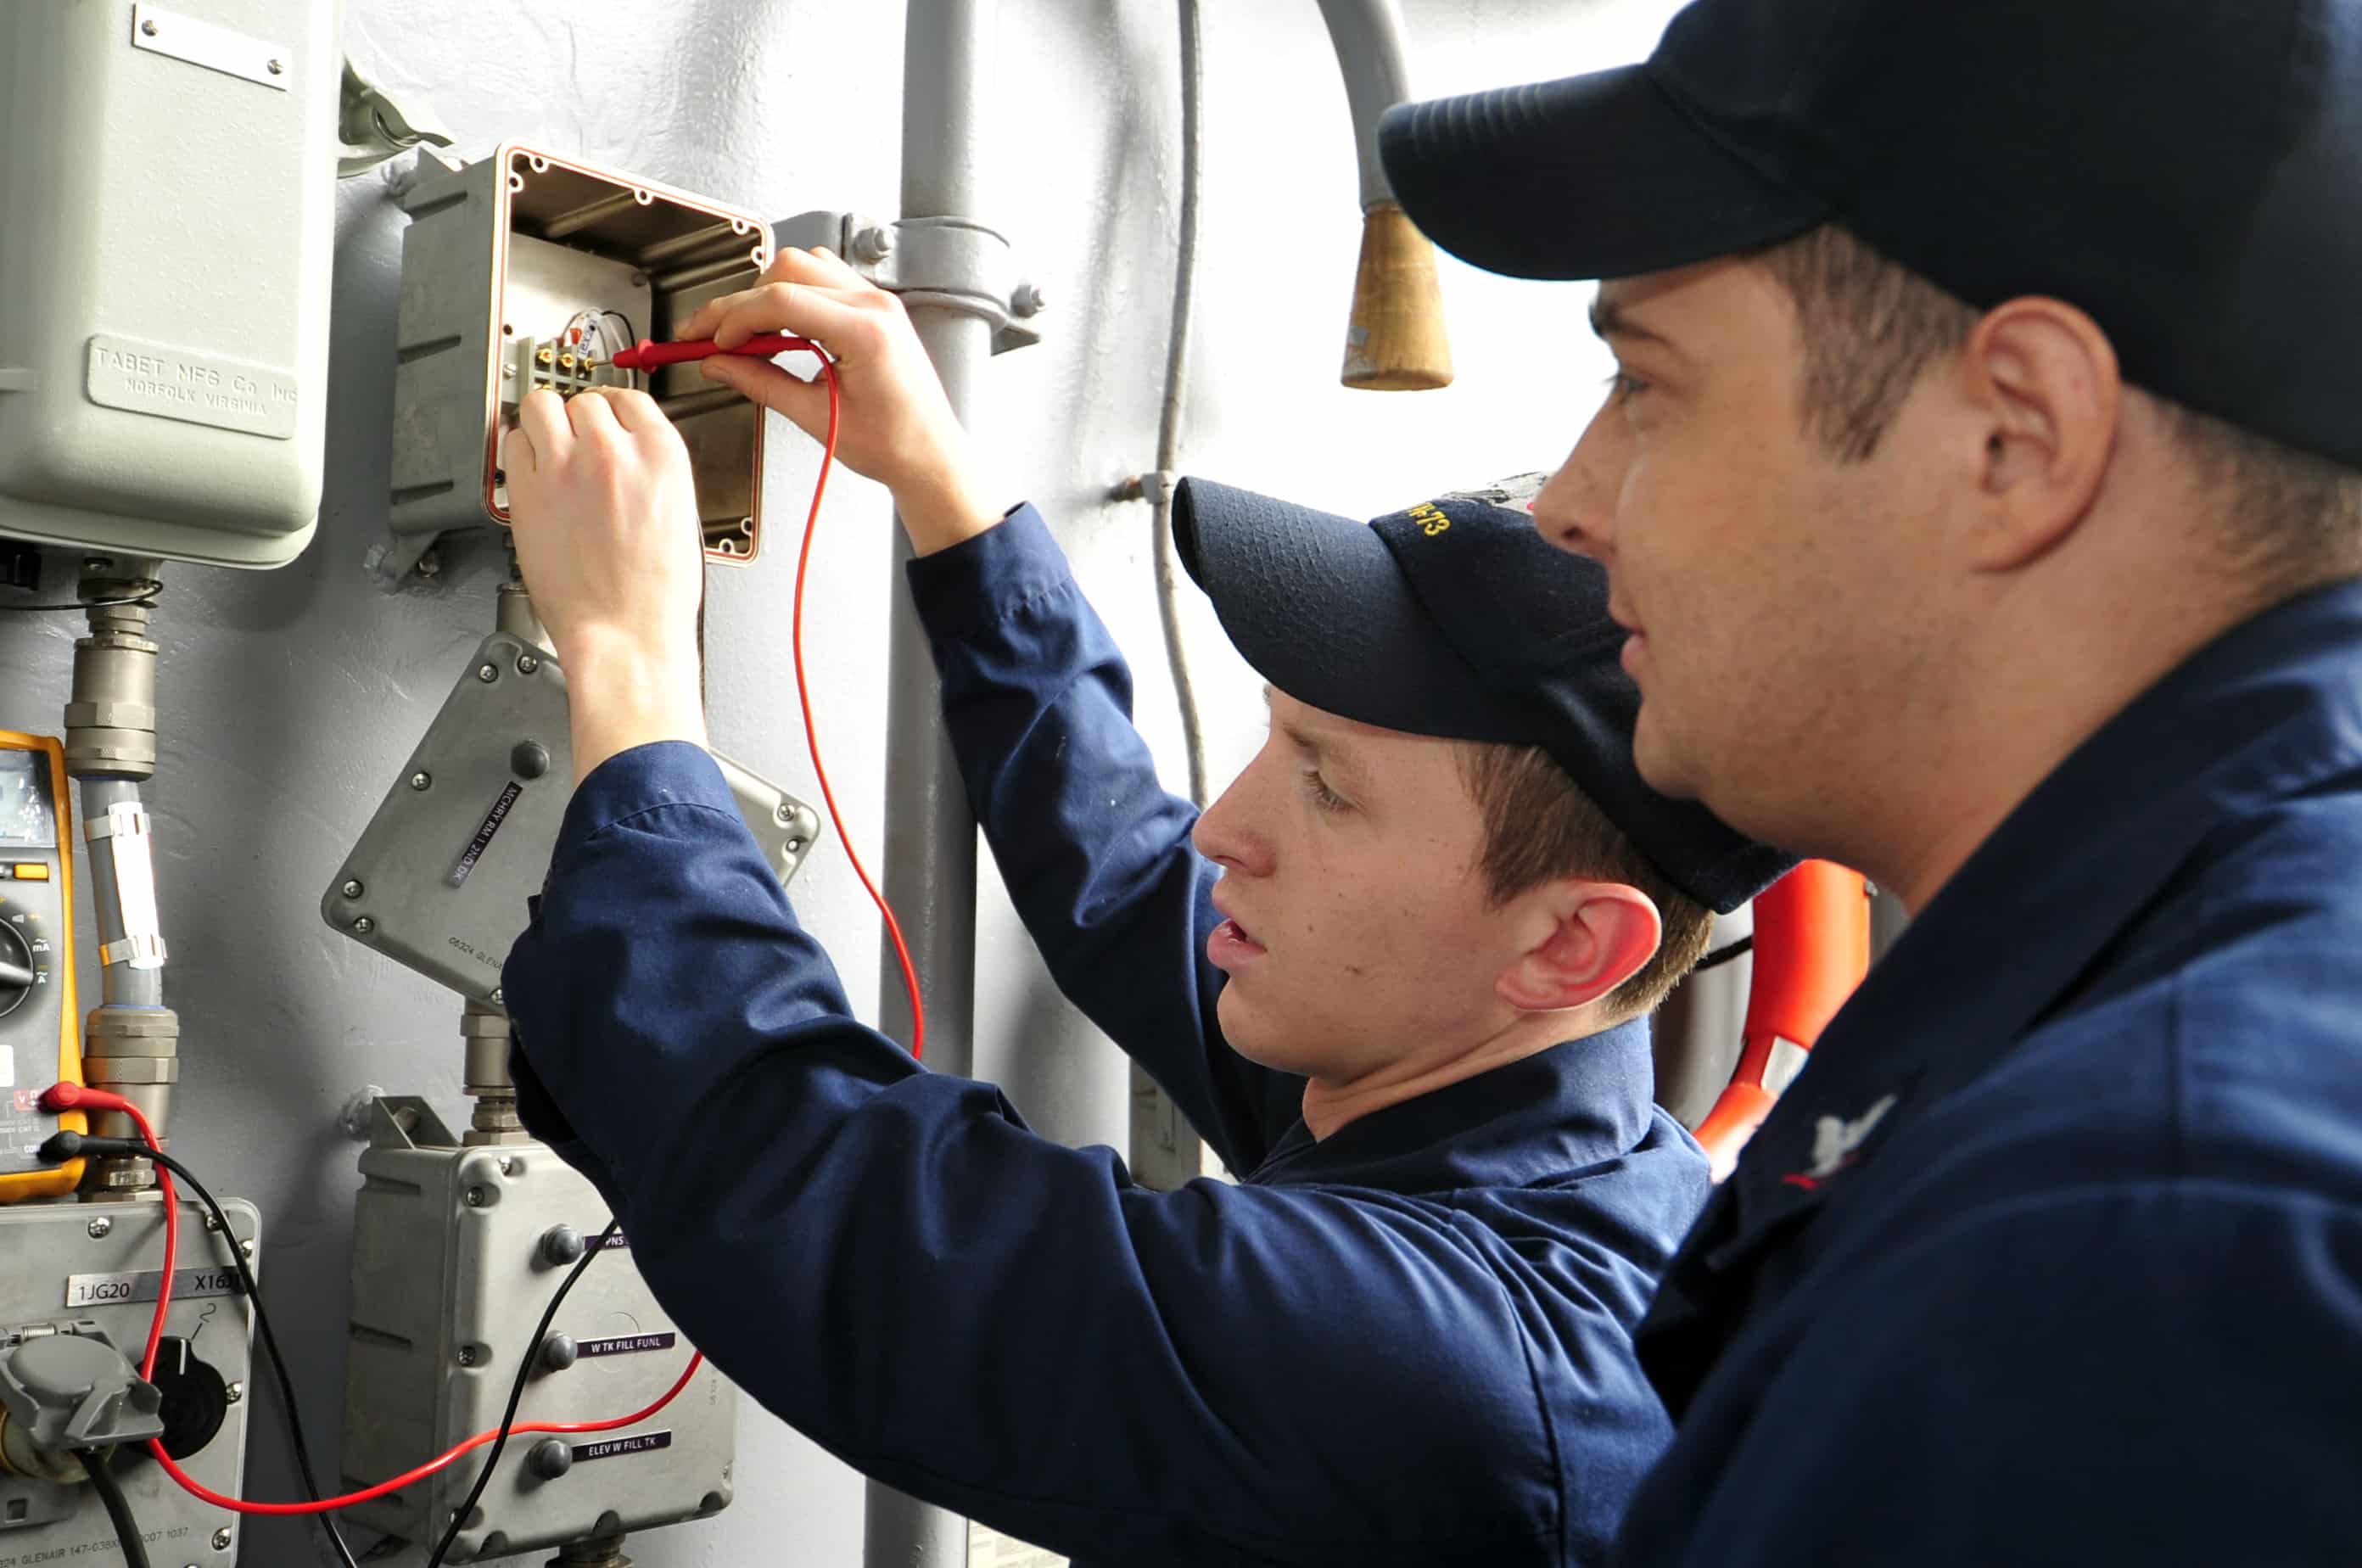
left=1173, top=477, right=1792, bottom=914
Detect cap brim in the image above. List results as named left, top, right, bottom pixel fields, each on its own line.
left=1378, top=64, right=1826, bottom=282
left=1172, top=480, right=1538, bottom=745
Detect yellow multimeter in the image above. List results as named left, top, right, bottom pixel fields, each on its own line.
left=0, top=732, right=81, bottom=1199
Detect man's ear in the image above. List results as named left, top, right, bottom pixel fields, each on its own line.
left=1956, top=296, right=2121, bottom=573
left=1497, top=882, right=1663, bottom=1014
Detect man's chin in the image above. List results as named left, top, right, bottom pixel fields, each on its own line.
left=1632, top=712, right=1702, bottom=801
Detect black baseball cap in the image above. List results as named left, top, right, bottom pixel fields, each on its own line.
left=1173, top=477, right=1793, bottom=915
left=1378, top=0, right=2362, bottom=469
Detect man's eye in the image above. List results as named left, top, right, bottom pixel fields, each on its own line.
left=1604, top=369, right=1651, bottom=406
left=1301, top=769, right=1352, bottom=814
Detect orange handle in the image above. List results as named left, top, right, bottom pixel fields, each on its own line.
left=1693, top=861, right=1872, bottom=1179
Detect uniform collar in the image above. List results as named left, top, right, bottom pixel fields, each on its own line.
left=1250, top=1016, right=1665, bottom=1191
left=1682, top=576, right=2362, bottom=1280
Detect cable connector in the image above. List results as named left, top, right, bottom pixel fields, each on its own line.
left=39, top=1130, right=147, bottom=1165
left=39, top=1082, right=133, bottom=1117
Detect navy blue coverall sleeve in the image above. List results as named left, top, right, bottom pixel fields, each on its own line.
left=903, top=504, right=1302, bottom=1171
left=501, top=507, right=1589, bottom=1564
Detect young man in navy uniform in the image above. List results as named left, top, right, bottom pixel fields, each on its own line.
left=491, top=242, right=1788, bottom=1565
left=1379, top=0, right=2362, bottom=1561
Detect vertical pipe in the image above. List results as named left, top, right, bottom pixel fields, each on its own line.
left=865, top=1, right=993, bottom=1564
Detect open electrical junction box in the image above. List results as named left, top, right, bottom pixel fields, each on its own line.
left=380, top=145, right=779, bottom=582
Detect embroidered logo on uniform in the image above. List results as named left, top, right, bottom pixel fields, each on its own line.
left=1782, top=1093, right=1898, bottom=1190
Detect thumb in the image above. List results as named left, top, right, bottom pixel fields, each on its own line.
left=702, top=356, right=831, bottom=440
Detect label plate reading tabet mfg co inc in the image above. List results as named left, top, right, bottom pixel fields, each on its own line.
left=65, top=1263, right=243, bottom=1308
left=86, top=333, right=299, bottom=440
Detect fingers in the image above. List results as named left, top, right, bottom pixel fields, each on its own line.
left=700, top=356, right=831, bottom=435
left=781, top=245, right=869, bottom=289
left=518, top=389, right=573, bottom=462
left=501, top=421, right=537, bottom=479
left=589, top=386, right=668, bottom=435
left=565, top=387, right=624, bottom=440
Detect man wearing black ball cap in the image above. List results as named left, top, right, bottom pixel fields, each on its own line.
left=1380, top=1, right=2362, bottom=1562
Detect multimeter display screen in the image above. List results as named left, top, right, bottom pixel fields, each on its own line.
left=0, top=749, right=55, bottom=848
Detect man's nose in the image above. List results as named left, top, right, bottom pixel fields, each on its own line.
left=1532, top=406, right=1623, bottom=564
left=1191, top=774, right=1273, bottom=877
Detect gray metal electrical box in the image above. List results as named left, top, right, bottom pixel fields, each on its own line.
left=0, top=1196, right=260, bottom=1563
left=379, top=145, right=776, bottom=583
left=322, top=632, right=821, bottom=1005
left=342, top=1100, right=734, bottom=1561
left=0, top=1, right=339, bottom=569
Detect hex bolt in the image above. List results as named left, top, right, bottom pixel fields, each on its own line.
left=465, top=1185, right=490, bottom=1208
left=266, top=59, right=283, bottom=75
left=140, top=18, right=158, bottom=35
left=1013, top=282, right=1047, bottom=318
left=477, top=663, right=498, bottom=683
left=410, top=770, right=432, bottom=791
left=87, top=1217, right=111, bottom=1239
left=496, top=1156, right=517, bottom=1176
left=340, top=879, right=363, bottom=899
left=457, top=1346, right=479, bottom=1368
left=517, top=653, right=540, bottom=675
left=224, top=1381, right=243, bottom=1405
left=239, top=1238, right=255, bottom=1257
left=490, top=987, right=505, bottom=1005
left=774, top=804, right=793, bottom=824
left=212, top=1527, right=232, bottom=1550
left=352, top=916, right=375, bottom=935
left=203, top=1212, right=221, bottom=1232
left=852, top=226, right=895, bottom=263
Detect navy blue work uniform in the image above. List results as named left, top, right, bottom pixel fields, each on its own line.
left=505, top=507, right=1710, bottom=1566
left=1611, top=581, right=2362, bottom=1565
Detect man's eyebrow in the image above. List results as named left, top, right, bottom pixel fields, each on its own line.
left=1589, top=296, right=1675, bottom=349
left=1279, top=720, right=1370, bottom=787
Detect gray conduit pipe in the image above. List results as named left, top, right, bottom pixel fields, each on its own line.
left=863, top=0, right=993, bottom=1563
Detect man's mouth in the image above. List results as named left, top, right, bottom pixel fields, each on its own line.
left=1207, top=907, right=1268, bottom=967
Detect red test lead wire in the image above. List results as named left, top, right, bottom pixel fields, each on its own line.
left=36, top=1082, right=702, bottom=1517
left=608, top=333, right=817, bottom=372
left=788, top=350, right=928, bottom=1061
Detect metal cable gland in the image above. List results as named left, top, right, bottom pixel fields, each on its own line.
left=81, top=1006, right=180, bottom=1184
left=64, top=594, right=160, bottom=779
left=63, top=629, right=160, bottom=781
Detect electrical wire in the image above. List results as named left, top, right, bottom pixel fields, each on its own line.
left=40, top=1131, right=361, bottom=1568
left=786, top=351, right=928, bottom=1060
left=84, top=1448, right=152, bottom=1568
left=1151, top=0, right=1212, bottom=812
left=0, top=590, right=160, bottom=613
left=423, top=1218, right=624, bottom=1568
left=36, top=1087, right=702, bottom=1526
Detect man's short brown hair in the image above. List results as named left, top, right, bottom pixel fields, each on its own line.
left=1457, top=742, right=1716, bottom=1017
left=1750, top=223, right=2362, bottom=586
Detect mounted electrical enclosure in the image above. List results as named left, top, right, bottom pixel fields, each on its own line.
left=383, top=146, right=776, bottom=582
left=322, top=634, right=821, bottom=1005
left=0, top=1196, right=259, bottom=1561
left=343, top=1100, right=733, bottom=1561
left=0, top=1, right=339, bottom=569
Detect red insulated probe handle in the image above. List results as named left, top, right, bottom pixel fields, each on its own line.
left=609, top=333, right=820, bottom=372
